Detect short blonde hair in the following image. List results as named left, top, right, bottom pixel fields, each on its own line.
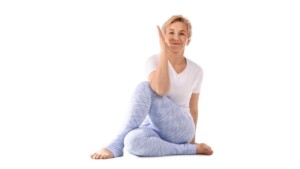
left=162, top=15, right=192, bottom=40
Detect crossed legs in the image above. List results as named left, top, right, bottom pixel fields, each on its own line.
left=90, top=81, right=213, bottom=159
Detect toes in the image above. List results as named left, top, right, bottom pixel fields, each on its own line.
left=96, top=154, right=102, bottom=159
left=91, top=153, right=101, bottom=159
left=206, top=147, right=213, bottom=155
left=92, top=154, right=97, bottom=159
left=91, top=151, right=113, bottom=159
left=196, top=143, right=214, bottom=155
left=91, top=153, right=96, bottom=159
left=100, top=153, right=110, bottom=159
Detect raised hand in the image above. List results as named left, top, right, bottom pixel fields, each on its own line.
left=157, top=26, right=169, bottom=55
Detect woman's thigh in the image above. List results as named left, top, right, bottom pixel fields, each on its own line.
left=148, top=96, right=195, bottom=144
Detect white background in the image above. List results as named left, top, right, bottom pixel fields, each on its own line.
left=1, top=0, right=299, bottom=168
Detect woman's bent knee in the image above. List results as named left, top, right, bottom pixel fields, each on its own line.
left=135, top=81, right=151, bottom=92
left=124, top=130, right=142, bottom=155
left=124, top=128, right=154, bottom=156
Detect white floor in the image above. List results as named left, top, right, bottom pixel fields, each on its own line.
left=2, top=129, right=298, bottom=169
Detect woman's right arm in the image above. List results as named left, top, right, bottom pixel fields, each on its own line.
left=148, top=26, right=170, bottom=96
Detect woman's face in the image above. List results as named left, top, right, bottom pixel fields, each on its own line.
left=164, top=21, right=190, bottom=52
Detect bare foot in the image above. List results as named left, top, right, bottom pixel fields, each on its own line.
left=90, top=148, right=114, bottom=159
left=196, top=143, right=213, bottom=155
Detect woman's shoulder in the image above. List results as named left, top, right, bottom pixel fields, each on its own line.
left=187, top=58, right=203, bottom=74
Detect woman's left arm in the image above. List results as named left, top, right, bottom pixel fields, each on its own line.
left=189, top=93, right=200, bottom=144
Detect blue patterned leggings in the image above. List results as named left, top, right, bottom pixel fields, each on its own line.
left=106, top=81, right=196, bottom=157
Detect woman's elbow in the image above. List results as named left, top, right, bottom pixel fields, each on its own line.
left=149, top=82, right=169, bottom=96
left=155, top=87, right=169, bottom=96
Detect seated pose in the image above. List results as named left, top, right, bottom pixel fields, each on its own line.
left=91, top=15, right=213, bottom=159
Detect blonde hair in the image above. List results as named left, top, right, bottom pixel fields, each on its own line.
left=161, top=15, right=192, bottom=40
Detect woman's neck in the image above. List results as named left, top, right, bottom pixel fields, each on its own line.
left=168, top=51, right=186, bottom=66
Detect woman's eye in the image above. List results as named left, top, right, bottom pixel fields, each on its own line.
left=169, top=32, right=174, bottom=34
left=180, top=33, right=185, bottom=36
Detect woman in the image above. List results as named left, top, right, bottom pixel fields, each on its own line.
left=91, top=15, right=213, bottom=159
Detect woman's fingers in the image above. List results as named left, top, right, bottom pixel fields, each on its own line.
left=157, top=25, right=164, bottom=41
left=157, top=26, right=168, bottom=53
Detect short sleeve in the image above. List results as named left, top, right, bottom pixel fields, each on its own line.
left=192, top=67, right=204, bottom=93
left=145, top=54, right=159, bottom=78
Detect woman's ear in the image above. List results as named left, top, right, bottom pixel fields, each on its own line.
left=186, top=38, right=191, bottom=46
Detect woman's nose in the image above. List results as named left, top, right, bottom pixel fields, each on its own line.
left=172, top=34, right=179, bottom=40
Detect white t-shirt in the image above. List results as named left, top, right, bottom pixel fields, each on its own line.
left=145, top=54, right=203, bottom=113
